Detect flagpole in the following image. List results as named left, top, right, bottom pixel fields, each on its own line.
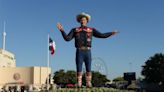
left=47, top=34, right=50, bottom=90
left=3, top=21, right=6, bottom=50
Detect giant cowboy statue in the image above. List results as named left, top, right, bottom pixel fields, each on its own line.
left=57, top=12, right=119, bottom=88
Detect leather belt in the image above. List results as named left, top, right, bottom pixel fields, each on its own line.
left=78, top=47, right=91, bottom=50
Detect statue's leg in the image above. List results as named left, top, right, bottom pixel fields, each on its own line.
left=77, top=72, right=82, bottom=88
left=85, top=50, right=92, bottom=88
left=76, top=49, right=84, bottom=88
left=86, top=72, right=92, bottom=88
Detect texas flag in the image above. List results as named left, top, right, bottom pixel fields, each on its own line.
left=49, top=37, right=56, bottom=55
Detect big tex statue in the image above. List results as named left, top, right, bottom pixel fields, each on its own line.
left=57, top=12, right=118, bottom=88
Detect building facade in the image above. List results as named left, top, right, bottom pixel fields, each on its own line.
left=0, top=67, right=51, bottom=91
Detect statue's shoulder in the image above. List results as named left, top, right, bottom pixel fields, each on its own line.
left=74, top=27, right=82, bottom=32
left=85, top=27, right=93, bottom=32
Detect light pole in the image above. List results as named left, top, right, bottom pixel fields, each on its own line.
left=129, top=62, right=132, bottom=72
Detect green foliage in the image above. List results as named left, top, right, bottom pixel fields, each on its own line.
left=141, top=53, right=164, bottom=86
left=53, top=69, right=76, bottom=86
left=92, top=71, right=110, bottom=87
left=113, top=76, right=124, bottom=82
left=53, top=70, right=110, bottom=87
left=65, top=70, right=76, bottom=84
left=49, top=88, right=135, bottom=92
left=53, top=69, right=67, bottom=85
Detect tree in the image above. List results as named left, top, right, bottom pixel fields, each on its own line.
left=141, top=53, right=164, bottom=87
left=53, top=70, right=110, bottom=87
left=64, top=70, right=76, bottom=84
left=53, top=69, right=77, bottom=87
left=53, top=69, right=67, bottom=86
left=91, top=71, right=110, bottom=87
left=113, top=76, right=124, bottom=82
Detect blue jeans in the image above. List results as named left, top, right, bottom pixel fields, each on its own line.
left=76, top=49, right=92, bottom=72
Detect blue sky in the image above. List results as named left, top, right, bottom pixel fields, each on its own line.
left=0, top=0, right=164, bottom=80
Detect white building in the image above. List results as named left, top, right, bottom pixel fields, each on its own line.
left=0, top=49, right=16, bottom=67
left=0, top=23, right=52, bottom=91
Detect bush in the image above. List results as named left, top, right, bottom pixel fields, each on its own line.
left=49, top=88, right=135, bottom=92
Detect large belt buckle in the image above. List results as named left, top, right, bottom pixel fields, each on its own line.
left=87, top=47, right=91, bottom=50
left=80, top=47, right=90, bottom=50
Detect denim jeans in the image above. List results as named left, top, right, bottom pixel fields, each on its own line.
left=76, top=49, right=92, bottom=72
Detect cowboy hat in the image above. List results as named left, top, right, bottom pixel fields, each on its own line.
left=76, top=12, right=91, bottom=22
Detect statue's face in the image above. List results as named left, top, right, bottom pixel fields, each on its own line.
left=80, top=17, right=88, bottom=26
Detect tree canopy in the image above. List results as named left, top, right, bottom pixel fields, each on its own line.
left=53, top=69, right=110, bottom=87
left=113, top=76, right=124, bottom=82
left=141, top=53, right=164, bottom=87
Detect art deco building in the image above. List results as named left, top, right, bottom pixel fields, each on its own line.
left=0, top=23, right=52, bottom=91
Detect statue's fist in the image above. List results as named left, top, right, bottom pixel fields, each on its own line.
left=57, top=22, right=63, bottom=31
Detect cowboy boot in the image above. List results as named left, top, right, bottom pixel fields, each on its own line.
left=77, top=72, right=82, bottom=88
left=86, top=72, right=92, bottom=88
